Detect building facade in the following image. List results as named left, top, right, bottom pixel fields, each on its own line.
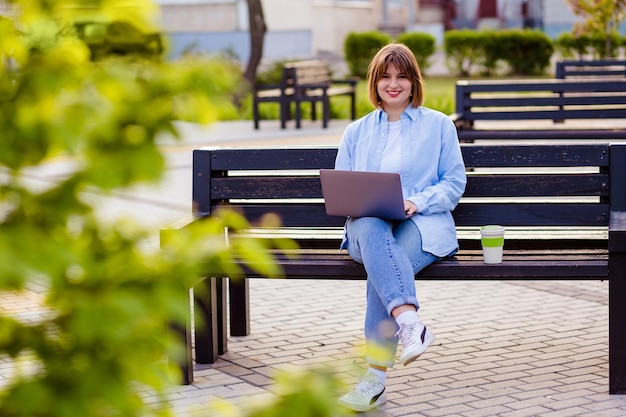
left=157, top=0, right=595, bottom=62
left=2, top=0, right=623, bottom=63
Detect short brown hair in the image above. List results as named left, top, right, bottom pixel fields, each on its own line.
left=366, top=43, right=424, bottom=108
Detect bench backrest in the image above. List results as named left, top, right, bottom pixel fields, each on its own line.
left=194, top=144, right=626, bottom=249
left=556, top=60, right=626, bottom=79
left=455, top=79, right=626, bottom=122
left=284, top=59, right=332, bottom=87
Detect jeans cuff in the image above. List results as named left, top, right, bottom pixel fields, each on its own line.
left=386, top=296, right=420, bottom=316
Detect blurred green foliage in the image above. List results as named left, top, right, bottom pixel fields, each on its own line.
left=0, top=1, right=340, bottom=416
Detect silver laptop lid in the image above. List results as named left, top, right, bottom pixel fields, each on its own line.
left=320, top=169, right=408, bottom=220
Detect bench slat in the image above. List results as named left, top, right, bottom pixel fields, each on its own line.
left=203, top=144, right=610, bottom=170
left=207, top=147, right=337, bottom=170
left=467, top=109, right=626, bottom=121
left=214, top=202, right=608, bottom=227
left=466, top=95, right=626, bottom=107
left=458, top=129, right=626, bottom=140
left=458, top=79, right=626, bottom=92
left=233, top=250, right=608, bottom=280
left=209, top=173, right=608, bottom=199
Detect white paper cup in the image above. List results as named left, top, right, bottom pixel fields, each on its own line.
left=480, top=225, right=505, bottom=264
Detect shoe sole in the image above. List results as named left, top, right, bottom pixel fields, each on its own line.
left=339, top=392, right=387, bottom=413
left=401, top=331, right=436, bottom=366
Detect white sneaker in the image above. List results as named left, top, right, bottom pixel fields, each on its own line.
left=396, top=322, right=435, bottom=366
left=338, top=372, right=386, bottom=412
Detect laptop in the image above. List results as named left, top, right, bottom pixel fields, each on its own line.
left=319, top=169, right=408, bottom=220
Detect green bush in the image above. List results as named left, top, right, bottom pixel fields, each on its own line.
left=478, top=30, right=503, bottom=75
left=555, top=32, right=622, bottom=59
left=587, top=32, right=622, bottom=58
left=443, top=29, right=487, bottom=76
left=555, top=32, right=590, bottom=59
left=445, top=29, right=553, bottom=76
left=491, top=29, right=553, bottom=75
left=344, top=31, right=392, bottom=79
left=396, top=32, right=436, bottom=72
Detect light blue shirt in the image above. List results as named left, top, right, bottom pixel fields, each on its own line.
left=335, top=105, right=467, bottom=257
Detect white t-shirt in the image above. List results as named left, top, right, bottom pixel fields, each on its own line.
left=379, top=119, right=402, bottom=175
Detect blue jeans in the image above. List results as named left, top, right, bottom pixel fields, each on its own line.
left=345, top=217, right=440, bottom=368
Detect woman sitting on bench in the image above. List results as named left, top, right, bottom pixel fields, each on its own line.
left=336, top=43, right=467, bottom=413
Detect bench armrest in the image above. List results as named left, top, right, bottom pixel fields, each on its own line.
left=254, top=83, right=282, bottom=92
left=162, top=215, right=198, bottom=231
left=609, top=211, right=626, bottom=252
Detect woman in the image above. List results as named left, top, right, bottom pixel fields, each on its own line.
left=336, top=43, right=466, bottom=412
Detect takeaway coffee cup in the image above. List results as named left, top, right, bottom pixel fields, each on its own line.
left=480, top=225, right=505, bottom=264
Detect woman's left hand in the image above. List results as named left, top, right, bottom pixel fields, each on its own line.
left=404, top=200, right=418, bottom=216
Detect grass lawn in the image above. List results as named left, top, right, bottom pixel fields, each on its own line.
left=423, top=76, right=457, bottom=115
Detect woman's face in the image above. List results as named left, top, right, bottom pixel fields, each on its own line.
left=376, top=63, right=412, bottom=111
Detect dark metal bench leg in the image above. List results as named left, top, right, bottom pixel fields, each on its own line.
left=280, top=99, right=289, bottom=129
left=609, top=251, right=626, bottom=394
left=216, top=277, right=228, bottom=354
left=229, top=278, right=250, bottom=336
left=194, top=277, right=218, bottom=364
left=609, top=144, right=626, bottom=394
left=170, top=321, right=193, bottom=384
left=322, top=96, right=329, bottom=129
left=295, top=99, right=303, bottom=129
left=169, top=287, right=193, bottom=385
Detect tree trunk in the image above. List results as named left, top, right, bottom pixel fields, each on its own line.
left=244, top=0, right=267, bottom=90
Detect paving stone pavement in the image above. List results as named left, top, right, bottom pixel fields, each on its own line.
left=2, top=119, right=626, bottom=417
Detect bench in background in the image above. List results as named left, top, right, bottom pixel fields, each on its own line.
left=173, top=143, right=626, bottom=394
left=452, top=79, right=626, bottom=141
left=252, top=64, right=295, bottom=130
left=556, top=60, right=626, bottom=79
left=252, top=59, right=357, bottom=130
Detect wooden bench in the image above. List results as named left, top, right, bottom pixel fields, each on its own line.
left=452, top=79, right=626, bottom=141
left=556, top=60, right=626, bottom=79
left=174, top=143, right=626, bottom=394
left=252, top=59, right=357, bottom=130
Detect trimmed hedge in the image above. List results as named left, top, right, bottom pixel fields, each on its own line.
left=443, top=29, right=488, bottom=76
left=344, top=31, right=438, bottom=78
left=344, top=31, right=392, bottom=79
left=444, top=29, right=553, bottom=76
left=555, top=32, right=624, bottom=59
left=493, top=29, right=553, bottom=75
